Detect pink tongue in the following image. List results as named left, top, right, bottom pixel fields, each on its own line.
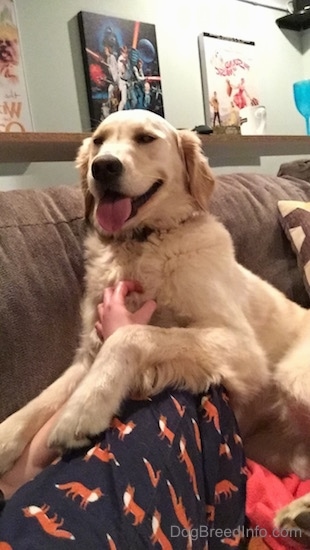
left=96, top=196, right=132, bottom=233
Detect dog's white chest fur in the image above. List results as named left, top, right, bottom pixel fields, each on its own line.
left=84, top=224, right=199, bottom=329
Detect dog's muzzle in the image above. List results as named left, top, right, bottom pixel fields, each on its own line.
left=92, top=154, right=123, bottom=192
left=95, top=181, right=162, bottom=234
left=91, top=154, right=163, bottom=234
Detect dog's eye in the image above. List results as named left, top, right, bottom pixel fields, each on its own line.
left=93, top=136, right=103, bottom=146
left=135, top=134, right=156, bottom=144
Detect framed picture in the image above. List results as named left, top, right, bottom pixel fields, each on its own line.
left=78, top=11, right=164, bottom=130
left=0, top=0, right=33, bottom=132
left=198, top=33, right=260, bottom=130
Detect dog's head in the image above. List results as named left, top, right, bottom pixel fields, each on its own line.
left=76, top=110, right=214, bottom=237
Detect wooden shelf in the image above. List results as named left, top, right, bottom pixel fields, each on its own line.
left=200, top=134, right=310, bottom=159
left=0, top=132, right=310, bottom=163
left=0, top=132, right=90, bottom=163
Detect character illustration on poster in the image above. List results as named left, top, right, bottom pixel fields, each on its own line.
left=199, top=33, right=260, bottom=129
left=78, top=12, right=164, bottom=129
left=0, top=14, right=18, bottom=85
left=0, top=0, right=33, bottom=132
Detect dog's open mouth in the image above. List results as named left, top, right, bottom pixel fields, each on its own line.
left=96, top=180, right=163, bottom=233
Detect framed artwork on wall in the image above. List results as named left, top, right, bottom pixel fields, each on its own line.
left=198, top=33, right=260, bottom=130
left=78, top=11, right=164, bottom=130
left=0, top=0, right=33, bottom=132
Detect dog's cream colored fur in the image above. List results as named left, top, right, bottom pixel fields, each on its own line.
left=1, top=110, right=310, bottom=531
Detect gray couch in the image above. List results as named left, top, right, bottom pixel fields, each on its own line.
left=1, top=173, right=310, bottom=422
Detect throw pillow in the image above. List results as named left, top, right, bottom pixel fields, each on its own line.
left=278, top=200, right=310, bottom=299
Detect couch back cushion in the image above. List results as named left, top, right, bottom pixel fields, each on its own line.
left=0, top=186, right=85, bottom=421
left=1, top=173, right=310, bottom=421
left=211, top=173, right=310, bottom=307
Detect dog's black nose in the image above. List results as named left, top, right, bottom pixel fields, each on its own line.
left=92, top=155, right=123, bottom=184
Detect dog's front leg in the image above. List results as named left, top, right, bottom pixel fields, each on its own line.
left=48, top=334, right=136, bottom=450
left=49, top=323, right=269, bottom=450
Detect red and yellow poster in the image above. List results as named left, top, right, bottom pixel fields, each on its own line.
left=198, top=33, right=260, bottom=129
left=0, top=0, right=33, bottom=132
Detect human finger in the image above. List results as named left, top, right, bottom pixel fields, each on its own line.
left=113, top=280, right=144, bottom=301
left=97, top=302, right=105, bottom=322
left=133, top=299, right=157, bottom=325
left=102, top=286, right=114, bottom=306
left=95, top=321, right=104, bottom=339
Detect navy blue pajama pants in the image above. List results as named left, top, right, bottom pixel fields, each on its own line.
left=0, top=386, right=246, bottom=549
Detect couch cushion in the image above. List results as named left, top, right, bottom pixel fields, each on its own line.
left=278, top=200, right=310, bottom=299
left=0, top=185, right=85, bottom=421
left=277, top=159, right=310, bottom=183
left=211, top=173, right=310, bottom=308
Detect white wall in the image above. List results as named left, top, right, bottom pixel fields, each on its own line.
left=0, top=0, right=307, bottom=189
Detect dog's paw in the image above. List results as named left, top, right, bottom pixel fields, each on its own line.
left=48, top=418, right=90, bottom=452
left=275, top=493, right=310, bottom=542
left=48, top=402, right=113, bottom=451
left=48, top=348, right=128, bottom=451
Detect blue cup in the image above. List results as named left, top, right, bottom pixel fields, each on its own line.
left=293, top=79, right=310, bottom=135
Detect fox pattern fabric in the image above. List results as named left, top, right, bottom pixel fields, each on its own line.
left=0, top=387, right=246, bottom=549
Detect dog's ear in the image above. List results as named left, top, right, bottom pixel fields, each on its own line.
left=177, top=130, right=214, bottom=210
left=76, top=137, right=94, bottom=220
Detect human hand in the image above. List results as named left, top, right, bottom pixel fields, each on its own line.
left=95, top=280, right=157, bottom=341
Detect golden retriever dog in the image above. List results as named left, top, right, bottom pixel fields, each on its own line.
left=0, top=109, right=310, bottom=533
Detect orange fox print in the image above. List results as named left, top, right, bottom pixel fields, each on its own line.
left=55, top=481, right=103, bottom=509
left=221, top=533, right=241, bottom=547
left=0, top=543, right=13, bottom=550
left=22, top=504, right=75, bottom=540
left=222, top=390, right=230, bottom=405
left=191, top=418, right=202, bottom=452
left=240, top=465, right=249, bottom=476
left=158, top=415, right=175, bottom=445
left=143, top=457, right=161, bottom=488
left=123, top=484, right=145, bottom=526
left=150, top=509, right=173, bottom=550
left=214, top=480, right=238, bottom=503
left=170, top=395, right=186, bottom=417
left=200, top=396, right=221, bottom=434
left=166, top=480, right=192, bottom=532
left=179, top=435, right=200, bottom=501
left=111, top=417, right=136, bottom=440
left=51, top=456, right=62, bottom=466
left=233, top=432, right=243, bottom=446
left=84, top=443, right=120, bottom=466
left=219, top=441, right=232, bottom=460
left=206, top=504, right=215, bottom=524
left=107, top=533, right=117, bottom=550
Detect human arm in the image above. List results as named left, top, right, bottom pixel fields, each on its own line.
left=133, top=65, right=145, bottom=82
left=0, top=408, right=62, bottom=499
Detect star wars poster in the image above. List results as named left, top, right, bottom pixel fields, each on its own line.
left=78, top=12, right=164, bottom=130
left=198, top=33, right=260, bottom=129
left=0, top=0, right=33, bottom=132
